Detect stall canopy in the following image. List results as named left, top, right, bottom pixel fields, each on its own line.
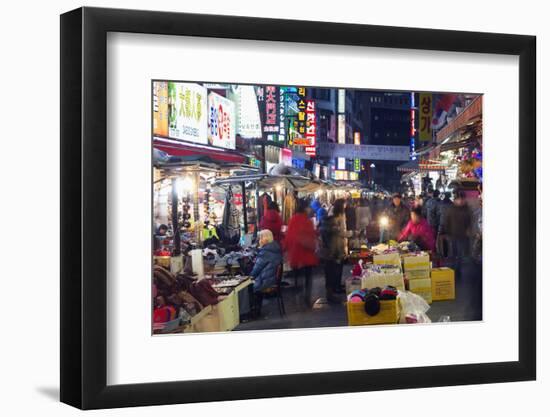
left=213, top=173, right=325, bottom=193
left=397, top=159, right=447, bottom=173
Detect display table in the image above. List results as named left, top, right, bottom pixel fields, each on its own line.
left=182, top=277, right=253, bottom=333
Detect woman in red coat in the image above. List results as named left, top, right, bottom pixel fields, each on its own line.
left=259, top=201, right=283, bottom=242
left=398, top=207, right=436, bottom=252
left=284, top=198, right=319, bottom=306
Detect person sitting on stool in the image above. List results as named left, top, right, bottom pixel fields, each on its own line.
left=250, top=229, right=282, bottom=317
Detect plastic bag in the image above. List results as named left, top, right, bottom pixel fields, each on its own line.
left=398, top=290, right=432, bottom=324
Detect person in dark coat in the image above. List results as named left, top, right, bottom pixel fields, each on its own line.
left=320, top=198, right=348, bottom=302
left=436, top=191, right=453, bottom=257
left=445, top=191, right=473, bottom=271
left=251, top=229, right=283, bottom=316
left=386, top=193, right=410, bottom=241
left=424, top=190, right=440, bottom=231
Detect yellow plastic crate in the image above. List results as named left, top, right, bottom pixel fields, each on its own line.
left=431, top=267, right=456, bottom=301
left=346, top=299, right=400, bottom=325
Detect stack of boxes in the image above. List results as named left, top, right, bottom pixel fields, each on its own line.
left=402, top=252, right=432, bottom=303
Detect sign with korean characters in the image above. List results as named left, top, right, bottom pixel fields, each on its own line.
left=168, top=82, right=208, bottom=145
left=229, top=86, right=262, bottom=139
left=318, top=143, right=410, bottom=161
left=419, top=93, right=433, bottom=142
left=153, top=81, right=169, bottom=137
left=304, top=99, right=317, bottom=156
left=257, top=85, right=280, bottom=134
left=208, top=92, right=236, bottom=149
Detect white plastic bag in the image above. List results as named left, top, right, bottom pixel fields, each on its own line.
left=398, top=290, right=432, bottom=324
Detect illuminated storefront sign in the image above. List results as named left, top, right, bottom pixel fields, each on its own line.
left=280, top=147, right=293, bottom=166
left=419, top=93, right=433, bottom=142
left=337, top=157, right=346, bottom=170
left=305, top=99, right=317, bottom=156
left=278, top=87, right=286, bottom=142
left=410, top=91, right=417, bottom=160
left=338, top=114, right=346, bottom=144
left=318, top=143, right=410, bottom=161
left=207, top=92, right=236, bottom=149
left=354, top=158, right=361, bottom=172
left=167, top=82, right=208, bottom=145
left=229, top=85, right=262, bottom=139
left=256, top=85, right=280, bottom=135
left=354, top=131, right=361, bottom=145
left=338, top=89, right=346, bottom=113
left=153, top=81, right=169, bottom=137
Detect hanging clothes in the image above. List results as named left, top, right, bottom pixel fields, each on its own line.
left=221, top=188, right=241, bottom=244
left=282, top=192, right=296, bottom=225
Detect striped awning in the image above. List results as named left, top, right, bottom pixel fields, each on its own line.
left=397, top=159, right=447, bottom=173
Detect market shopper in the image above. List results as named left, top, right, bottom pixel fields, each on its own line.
left=424, top=190, right=440, bottom=231
left=398, top=207, right=436, bottom=252
left=320, top=198, right=348, bottom=302
left=445, top=191, right=473, bottom=271
left=435, top=192, right=453, bottom=257
left=250, top=229, right=283, bottom=317
left=284, top=198, right=319, bottom=306
left=345, top=198, right=357, bottom=235
left=385, top=193, right=410, bottom=241
left=355, top=198, right=372, bottom=240
left=259, top=201, right=283, bottom=242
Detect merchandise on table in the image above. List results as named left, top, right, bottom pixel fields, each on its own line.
left=346, top=286, right=400, bottom=325
left=361, top=264, right=405, bottom=291
left=431, top=267, right=456, bottom=301
left=373, top=252, right=401, bottom=266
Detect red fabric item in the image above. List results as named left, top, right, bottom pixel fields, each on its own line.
left=153, top=306, right=176, bottom=323
left=284, top=212, right=319, bottom=269
left=260, top=209, right=283, bottom=242
left=398, top=218, right=436, bottom=252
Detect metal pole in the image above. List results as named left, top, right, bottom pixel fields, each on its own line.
left=170, top=177, right=181, bottom=255
left=241, top=181, right=248, bottom=234
left=255, top=183, right=260, bottom=238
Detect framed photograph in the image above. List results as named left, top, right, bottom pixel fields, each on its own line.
left=60, top=6, right=536, bottom=410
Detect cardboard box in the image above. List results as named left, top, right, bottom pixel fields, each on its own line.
left=405, top=268, right=431, bottom=280
left=361, top=273, right=405, bottom=291
left=408, top=278, right=432, bottom=304
left=347, top=298, right=400, bottom=325
left=402, top=252, right=430, bottom=270
left=431, top=267, right=456, bottom=301
left=373, top=252, right=401, bottom=266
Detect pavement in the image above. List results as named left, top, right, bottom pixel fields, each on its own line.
left=235, top=257, right=482, bottom=331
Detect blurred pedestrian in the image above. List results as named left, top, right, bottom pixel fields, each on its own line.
left=355, top=198, right=372, bottom=240
left=320, top=198, right=348, bottom=302
left=345, top=198, right=357, bottom=234
left=445, top=191, right=473, bottom=271
left=385, top=193, right=410, bottom=241
left=259, top=201, right=283, bottom=243
left=436, top=191, right=453, bottom=257
left=424, top=189, right=440, bottom=231
left=284, top=198, right=319, bottom=306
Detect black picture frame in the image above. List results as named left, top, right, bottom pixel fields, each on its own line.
left=60, top=6, right=536, bottom=410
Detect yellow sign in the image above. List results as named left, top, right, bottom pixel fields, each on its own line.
left=153, top=81, right=169, bottom=137
left=419, top=93, right=432, bottom=142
